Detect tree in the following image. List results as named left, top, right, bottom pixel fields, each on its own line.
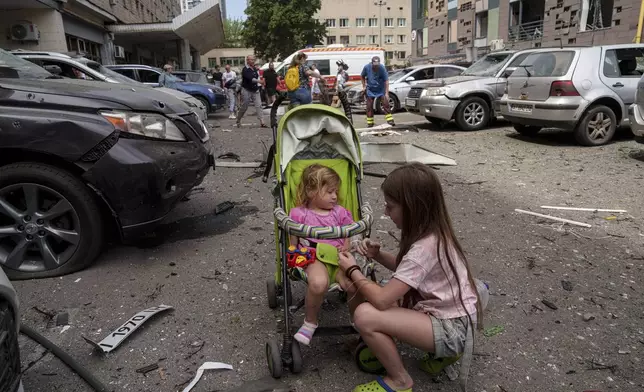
left=242, top=0, right=327, bottom=60
left=223, top=18, right=244, bottom=48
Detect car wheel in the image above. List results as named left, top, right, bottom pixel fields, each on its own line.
left=513, top=124, right=542, bottom=137
left=0, top=163, right=104, bottom=280
left=574, top=105, right=617, bottom=146
left=376, top=95, right=398, bottom=114
left=455, top=96, right=490, bottom=131
left=426, top=116, right=448, bottom=128
left=197, top=96, right=211, bottom=114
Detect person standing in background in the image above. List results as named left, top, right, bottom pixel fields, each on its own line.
left=236, top=55, right=267, bottom=128
left=159, top=64, right=179, bottom=89
left=211, top=65, right=223, bottom=86
left=221, top=64, right=237, bottom=119
left=263, top=62, right=279, bottom=106
left=310, top=64, right=321, bottom=100
left=361, top=56, right=395, bottom=128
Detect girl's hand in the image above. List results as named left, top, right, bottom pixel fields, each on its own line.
left=338, top=251, right=357, bottom=271
left=357, top=239, right=381, bottom=259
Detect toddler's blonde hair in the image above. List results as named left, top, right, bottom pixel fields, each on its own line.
left=296, top=164, right=341, bottom=207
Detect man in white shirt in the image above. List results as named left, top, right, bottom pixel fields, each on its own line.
left=221, top=64, right=237, bottom=119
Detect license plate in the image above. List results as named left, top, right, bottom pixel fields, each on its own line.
left=405, top=99, right=417, bottom=107
left=510, top=104, right=533, bottom=113
left=82, top=305, right=173, bottom=353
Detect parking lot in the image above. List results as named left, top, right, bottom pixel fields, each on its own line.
left=13, top=110, right=644, bottom=392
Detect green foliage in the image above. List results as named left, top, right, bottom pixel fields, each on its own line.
left=223, top=18, right=244, bottom=48
left=242, top=0, right=327, bottom=60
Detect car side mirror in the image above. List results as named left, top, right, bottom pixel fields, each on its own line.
left=503, top=67, right=516, bottom=78
left=405, top=76, right=416, bottom=82
left=43, top=65, right=62, bottom=75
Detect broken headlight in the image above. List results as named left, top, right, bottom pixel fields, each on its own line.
left=100, top=111, right=187, bottom=141
left=427, top=87, right=449, bottom=96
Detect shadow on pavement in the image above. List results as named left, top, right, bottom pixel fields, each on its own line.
left=505, top=127, right=635, bottom=147
left=133, top=204, right=259, bottom=249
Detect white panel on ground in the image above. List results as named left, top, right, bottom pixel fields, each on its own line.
left=360, top=142, right=457, bottom=166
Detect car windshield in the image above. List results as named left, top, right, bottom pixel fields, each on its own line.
left=83, top=60, right=146, bottom=86
left=388, top=69, right=412, bottom=82
left=461, top=53, right=512, bottom=77
left=0, top=49, right=53, bottom=79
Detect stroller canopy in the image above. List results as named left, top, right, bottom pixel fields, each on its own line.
left=276, top=104, right=362, bottom=181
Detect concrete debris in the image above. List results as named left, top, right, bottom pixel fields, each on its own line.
left=582, top=313, right=595, bottom=322
left=561, top=280, right=573, bottom=292
left=136, top=362, right=159, bottom=375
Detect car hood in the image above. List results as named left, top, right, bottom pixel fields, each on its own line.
left=178, top=81, right=222, bottom=93
left=422, top=75, right=485, bottom=88
left=1, top=78, right=191, bottom=114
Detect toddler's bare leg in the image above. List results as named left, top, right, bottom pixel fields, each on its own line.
left=304, top=261, right=328, bottom=324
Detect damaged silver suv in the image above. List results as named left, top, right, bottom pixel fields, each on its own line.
left=405, top=50, right=535, bottom=131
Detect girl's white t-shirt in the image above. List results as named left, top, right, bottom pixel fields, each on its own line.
left=393, top=234, right=478, bottom=320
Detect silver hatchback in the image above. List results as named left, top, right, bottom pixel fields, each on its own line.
left=501, top=44, right=644, bottom=146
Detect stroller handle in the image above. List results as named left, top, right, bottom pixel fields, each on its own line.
left=274, top=204, right=373, bottom=239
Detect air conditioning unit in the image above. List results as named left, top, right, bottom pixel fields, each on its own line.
left=114, top=45, right=126, bottom=58
left=10, top=23, right=40, bottom=41
left=489, top=39, right=505, bottom=51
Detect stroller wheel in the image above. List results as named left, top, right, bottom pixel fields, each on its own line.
left=266, top=339, right=283, bottom=378
left=267, top=279, right=278, bottom=309
left=290, top=340, right=303, bottom=374
left=354, top=340, right=385, bottom=374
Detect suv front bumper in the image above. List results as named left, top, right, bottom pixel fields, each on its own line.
left=83, top=134, right=214, bottom=241
left=405, top=95, right=458, bottom=121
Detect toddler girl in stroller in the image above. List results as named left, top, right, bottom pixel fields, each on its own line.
left=289, top=163, right=357, bottom=346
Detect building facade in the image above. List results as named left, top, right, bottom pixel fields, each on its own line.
left=181, top=0, right=203, bottom=14
left=318, top=0, right=412, bottom=66
left=201, top=47, right=258, bottom=70
left=2, top=0, right=223, bottom=68
left=412, top=0, right=641, bottom=63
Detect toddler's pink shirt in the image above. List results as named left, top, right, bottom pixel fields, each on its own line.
left=289, top=205, right=354, bottom=249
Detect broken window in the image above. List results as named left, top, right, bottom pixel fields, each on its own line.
left=603, top=48, right=644, bottom=78
left=476, top=11, right=488, bottom=38
left=508, top=0, right=545, bottom=42
left=581, top=0, right=613, bottom=31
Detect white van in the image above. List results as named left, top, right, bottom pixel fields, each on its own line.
left=271, top=45, right=386, bottom=91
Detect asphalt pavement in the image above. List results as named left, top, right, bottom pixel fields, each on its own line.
left=13, top=107, right=644, bottom=392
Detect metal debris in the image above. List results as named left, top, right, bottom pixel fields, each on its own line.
left=360, top=142, right=457, bottom=166
left=541, top=299, right=558, bottom=310
left=515, top=209, right=592, bottom=228
left=136, top=363, right=159, bottom=375
left=215, top=201, right=235, bottom=215
left=182, top=362, right=233, bottom=392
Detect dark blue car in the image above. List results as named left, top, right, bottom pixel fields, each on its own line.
left=106, top=65, right=225, bottom=114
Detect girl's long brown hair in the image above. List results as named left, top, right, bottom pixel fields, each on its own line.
left=381, top=163, right=483, bottom=330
